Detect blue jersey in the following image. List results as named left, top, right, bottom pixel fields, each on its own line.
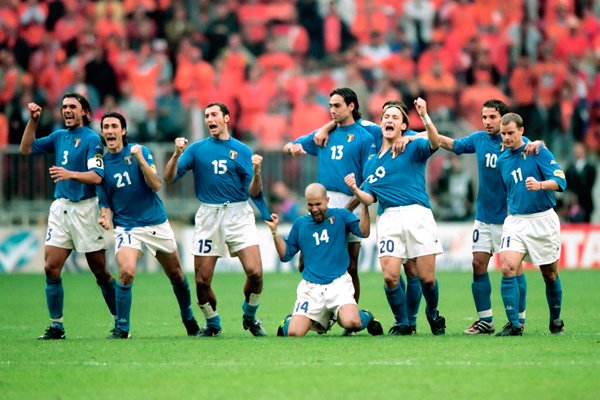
left=497, top=144, right=566, bottom=215
left=174, top=137, right=254, bottom=204
left=281, top=208, right=363, bottom=284
left=97, top=144, right=167, bottom=229
left=362, top=139, right=434, bottom=209
left=357, top=118, right=383, bottom=150
left=294, top=123, right=376, bottom=195
left=31, top=126, right=104, bottom=201
left=453, top=132, right=531, bottom=224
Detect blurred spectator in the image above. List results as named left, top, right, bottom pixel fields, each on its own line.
left=204, top=2, right=240, bottom=62
left=37, top=48, right=75, bottom=104
left=357, top=30, right=392, bottom=82
left=237, top=65, right=277, bottom=135
left=164, top=1, right=196, bottom=51
left=251, top=87, right=290, bottom=151
left=257, top=37, right=295, bottom=82
left=464, top=42, right=502, bottom=86
left=84, top=46, right=120, bottom=104
left=402, top=0, right=435, bottom=55
left=269, top=181, right=301, bottom=223
left=533, top=43, right=567, bottom=133
left=554, top=16, right=589, bottom=63
left=564, top=142, right=597, bottom=222
left=507, top=11, right=543, bottom=65
left=434, top=154, right=474, bottom=221
left=418, top=58, right=457, bottom=121
left=0, top=49, right=23, bottom=109
left=322, top=0, right=355, bottom=59
left=125, top=41, right=163, bottom=111
left=52, top=1, right=86, bottom=57
left=18, top=0, right=47, bottom=49
left=459, top=70, right=509, bottom=130
left=508, top=55, right=544, bottom=137
left=116, top=81, right=147, bottom=141
left=367, top=75, right=401, bottom=121
left=94, top=1, right=126, bottom=45
left=296, top=0, right=324, bottom=58
left=155, top=79, right=186, bottom=142
left=126, top=3, right=157, bottom=49
left=290, top=79, right=330, bottom=140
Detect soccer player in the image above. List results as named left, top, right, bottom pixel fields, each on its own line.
left=313, top=100, right=424, bottom=334
left=164, top=102, right=267, bottom=337
left=345, top=98, right=446, bottom=335
left=282, top=88, right=376, bottom=307
left=435, top=100, right=542, bottom=335
left=495, top=113, right=566, bottom=336
left=97, top=112, right=200, bottom=339
left=266, top=183, right=383, bottom=337
left=19, top=93, right=117, bottom=340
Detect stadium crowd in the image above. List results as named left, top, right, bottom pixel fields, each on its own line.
left=0, top=0, right=598, bottom=222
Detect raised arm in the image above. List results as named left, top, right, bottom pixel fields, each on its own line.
left=20, top=103, right=42, bottom=155
left=164, top=137, right=187, bottom=183
left=265, top=213, right=287, bottom=259
left=248, top=154, right=263, bottom=197
left=437, top=134, right=455, bottom=152
left=344, top=173, right=375, bottom=205
left=131, top=145, right=161, bottom=192
left=414, top=97, right=441, bottom=150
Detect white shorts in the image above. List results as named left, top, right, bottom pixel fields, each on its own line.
left=500, top=209, right=561, bottom=266
left=46, top=198, right=106, bottom=253
left=113, top=221, right=177, bottom=256
left=471, top=220, right=503, bottom=254
left=377, top=204, right=443, bottom=262
left=327, top=191, right=361, bottom=243
left=292, top=272, right=357, bottom=331
left=192, top=201, right=259, bottom=257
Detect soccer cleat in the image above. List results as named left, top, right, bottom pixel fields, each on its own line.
left=463, top=320, right=495, bottom=335
left=107, top=328, right=131, bottom=339
left=427, top=314, right=446, bottom=335
left=409, top=325, right=417, bottom=334
left=342, top=329, right=357, bottom=336
left=495, top=322, right=523, bottom=337
left=388, top=324, right=414, bottom=336
left=276, top=314, right=292, bottom=337
left=38, top=326, right=66, bottom=340
left=549, top=319, right=564, bottom=335
left=183, top=317, right=200, bottom=336
left=364, top=311, right=384, bottom=336
left=243, top=318, right=267, bottom=337
left=197, top=326, right=222, bottom=337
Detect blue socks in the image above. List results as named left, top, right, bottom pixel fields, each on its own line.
left=422, top=279, right=439, bottom=320
left=242, top=301, right=258, bottom=321
left=206, top=315, right=221, bottom=329
left=98, top=278, right=117, bottom=317
left=358, top=309, right=372, bottom=330
left=384, top=284, right=408, bottom=326
left=516, top=273, right=527, bottom=325
left=472, top=272, right=493, bottom=322
left=116, top=282, right=132, bottom=332
left=171, top=277, right=193, bottom=321
left=501, top=276, right=520, bottom=328
left=406, top=276, right=422, bottom=326
left=545, top=277, right=562, bottom=321
left=46, top=277, right=64, bottom=330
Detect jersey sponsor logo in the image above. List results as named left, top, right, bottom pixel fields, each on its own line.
left=124, top=156, right=132, bottom=165
left=346, top=134, right=355, bottom=143
left=554, top=170, right=565, bottom=179
left=328, top=216, right=335, bottom=224
left=550, top=160, right=557, bottom=165
left=229, top=150, right=238, bottom=159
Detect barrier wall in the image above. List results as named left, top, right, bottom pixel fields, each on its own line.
left=1, top=223, right=598, bottom=274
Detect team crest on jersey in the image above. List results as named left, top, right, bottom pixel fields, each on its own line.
left=229, top=150, right=238, bottom=159
left=74, top=138, right=81, bottom=148
left=346, top=134, right=355, bottom=143
left=328, top=216, right=335, bottom=224
left=124, top=156, right=132, bottom=165
left=520, top=152, right=527, bottom=160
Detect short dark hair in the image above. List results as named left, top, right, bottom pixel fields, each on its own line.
left=205, top=102, right=230, bottom=117
left=100, top=112, right=128, bottom=146
left=482, top=99, right=509, bottom=116
left=381, top=100, right=410, bottom=126
left=330, top=87, right=361, bottom=121
left=501, top=112, right=524, bottom=128
left=62, top=92, right=93, bottom=125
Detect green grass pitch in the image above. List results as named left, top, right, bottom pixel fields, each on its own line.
left=1, top=270, right=599, bottom=399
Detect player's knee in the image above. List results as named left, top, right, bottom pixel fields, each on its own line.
left=245, top=268, right=262, bottom=283
left=118, top=269, right=135, bottom=285
left=472, top=258, right=488, bottom=274
left=287, top=327, right=305, bottom=337
left=382, top=272, right=399, bottom=288
left=541, top=269, right=558, bottom=282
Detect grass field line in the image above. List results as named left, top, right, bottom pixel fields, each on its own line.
left=2, top=359, right=600, bottom=368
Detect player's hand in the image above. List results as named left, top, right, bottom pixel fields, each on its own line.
left=414, top=97, right=428, bottom=117
left=313, top=128, right=329, bottom=147
left=174, top=137, right=188, bottom=156
left=287, top=143, right=306, bottom=157
left=391, top=136, right=410, bottom=157
left=49, top=166, right=72, bottom=182
left=28, top=103, right=42, bottom=121
left=524, top=140, right=544, bottom=155
left=98, top=213, right=112, bottom=230
left=252, top=154, right=263, bottom=174
left=130, top=144, right=143, bottom=161
left=525, top=176, right=541, bottom=191
left=344, top=173, right=357, bottom=192
left=264, top=213, right=280, bottom=232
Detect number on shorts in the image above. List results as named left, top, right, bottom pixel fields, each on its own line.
left=295, top=301, right=309, bottom=314
left=46, top=228, right=53, bottom=242
left=198, top=239, right=213, bottom=253
left=379, top=239, right=394, bottom=254
left=117, top=233, right=131, bottom=249
left=473, top=229, right=480, bottom=243
left=501, top=236, right=511, bottom=249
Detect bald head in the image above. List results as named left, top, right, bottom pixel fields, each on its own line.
left=305, top=183, right=327, bottom=199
